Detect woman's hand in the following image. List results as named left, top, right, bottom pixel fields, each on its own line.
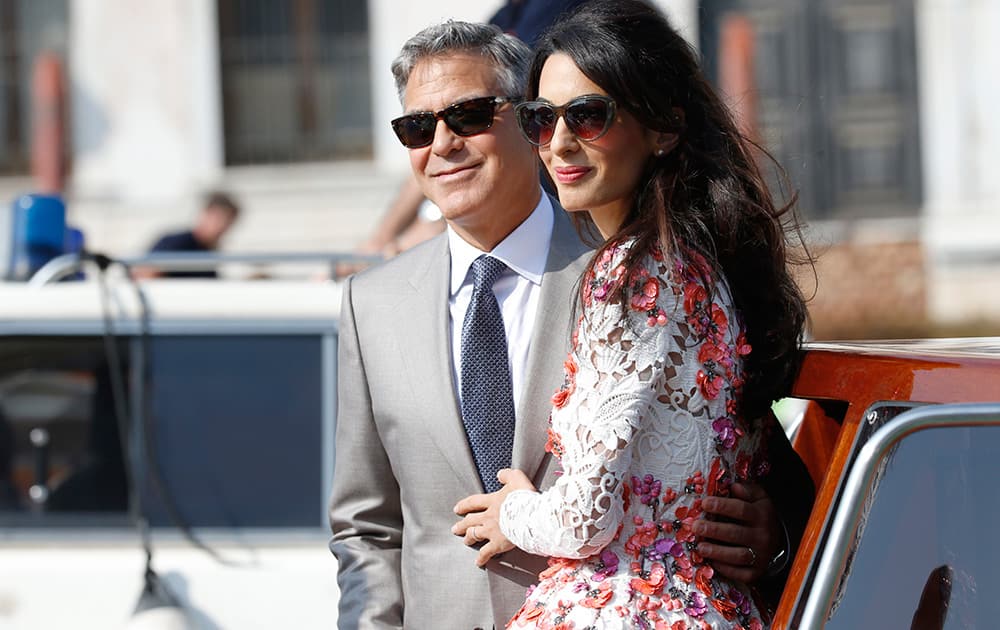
left=452, top=468, right=536, bottom=567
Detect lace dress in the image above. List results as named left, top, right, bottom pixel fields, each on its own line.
left=500, top=241, right=768, bottom=630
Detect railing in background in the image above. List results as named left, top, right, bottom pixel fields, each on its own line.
left=28, top=250, right=383, bottom=286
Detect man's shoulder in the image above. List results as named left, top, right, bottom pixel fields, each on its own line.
left=547, top=200, right=594, bottom=270
left=348, top=232, right=446, bottom=293
left=150, top=230, right=196, bottom=252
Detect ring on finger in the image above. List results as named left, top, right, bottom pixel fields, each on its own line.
left=471, top=526, right=481, bottom=541
left=746, top=546, right=757, bottom=566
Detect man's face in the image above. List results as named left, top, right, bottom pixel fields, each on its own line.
left=402, top=53, right=538, bottom=249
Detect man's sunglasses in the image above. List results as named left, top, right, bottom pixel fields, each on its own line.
left=390, top=96, right=518, bottom=149
left=514, top=95, right=617, bottom=147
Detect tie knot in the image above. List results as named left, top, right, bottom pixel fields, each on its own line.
left=471, top=255, right=507, bottom=290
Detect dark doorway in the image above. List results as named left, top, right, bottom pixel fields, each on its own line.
left=700, top=0, right=922, bottom=221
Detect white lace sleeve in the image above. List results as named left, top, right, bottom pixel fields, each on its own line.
left=500, top=248, right=678, bottom=559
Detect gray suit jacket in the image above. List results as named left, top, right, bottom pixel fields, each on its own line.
left=329, top=202, right=592, bottom=629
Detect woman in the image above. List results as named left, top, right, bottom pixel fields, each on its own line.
left=454, top=1, right=809, bottom=627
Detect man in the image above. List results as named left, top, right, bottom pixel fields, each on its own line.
left=345, top=0, right=590, bottom=269
left=135, top=191, right=240, bottom=279
left=329, top=21, right=812, bottom=629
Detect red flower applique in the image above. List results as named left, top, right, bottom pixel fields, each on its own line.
left=711, top=597, right=738, bottom=621
left=673, top=500, right=704, bottom=543
left=697, top=369, right=724, bottom=400
left=695, top=564, right=714, bottom=596
left=735, top=331, right=752, bottom=357
left=581, top=580, right=614, bottom=608
left=630, top=277, right=659, bottom=312
left=708, top=303, right=729, bottom=336
left=697, top=341, right=726, bottom=365
left=706, top=457, right=729, bottom=497
left=625, top=521, right=658, bottom=559
left=551, top=388, right=571, bottom=409
left=684, top=282, right=708, bottom=315
left=538, top=557, right=580, bottom=580
left=544, top=427, right=565, bottom=458
left=685, top=471, right=705, bottom=495
left=662, top=487, right=678, bottom=505
left=629, top=561, right=666, bottom=595
left=510, top=601, right=545, bottom=626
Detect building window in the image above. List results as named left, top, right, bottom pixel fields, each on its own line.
left=0, top=0, right=68, bottom=176
left=217, top=0, right=372, bottom=166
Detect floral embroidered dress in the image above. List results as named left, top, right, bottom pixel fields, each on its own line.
left=500, top=240, right=767, bottom=630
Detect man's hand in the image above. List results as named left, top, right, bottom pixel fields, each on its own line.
left=452, top=468, right=536, bottom=567
left=692, top=482, right=782, bottom=583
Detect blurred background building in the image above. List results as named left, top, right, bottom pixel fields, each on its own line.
left=0, top=0, right=997, bottom=339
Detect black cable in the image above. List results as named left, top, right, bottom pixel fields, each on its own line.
left=87, top=251, right=245, bottom=571
left=93, top=254, right=151, bottom=566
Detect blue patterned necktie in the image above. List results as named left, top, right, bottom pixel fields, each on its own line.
left=460, top=255, right=516, bottom=493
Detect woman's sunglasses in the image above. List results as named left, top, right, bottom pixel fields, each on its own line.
left=390, top=96, right=518, bottom=149
left=514, top=95, right=617, bottom=147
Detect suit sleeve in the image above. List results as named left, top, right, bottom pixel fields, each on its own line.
left=756, top=409, right=816, bottom=608
left=328, top=276, right=404, bottom=629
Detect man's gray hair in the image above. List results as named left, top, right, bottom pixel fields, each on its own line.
left=391, top=21, right=531, bottom=104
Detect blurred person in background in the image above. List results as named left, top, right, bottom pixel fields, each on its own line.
left=133, top=191, right=240, bottom=279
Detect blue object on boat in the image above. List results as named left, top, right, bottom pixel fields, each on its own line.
left=11, top=193, right=67, bottom=280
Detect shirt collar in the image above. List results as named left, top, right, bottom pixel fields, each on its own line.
left=448, top=192, right=554, bottom=296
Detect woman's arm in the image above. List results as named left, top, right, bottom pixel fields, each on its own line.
left=500, top=254, right=675, bottom=558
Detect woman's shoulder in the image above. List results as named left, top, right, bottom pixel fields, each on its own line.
left=587, top=236, right=666, bottom=271
left=583, top=238, right=736, bottom=327
left=584, top=238, right=683, bottom=294
left=583, top=238, right=643, bottom=305
left=581, top=239, right=677, bottom=324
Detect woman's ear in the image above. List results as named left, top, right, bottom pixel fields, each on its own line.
left=653, top=132, right=680, bottom=157
left=652, top=107, right=684, bottom=157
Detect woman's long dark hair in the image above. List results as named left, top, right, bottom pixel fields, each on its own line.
left=530, top=0, right=812, bottom=418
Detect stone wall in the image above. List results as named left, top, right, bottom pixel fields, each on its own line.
left=796, top=239, right=1000, bottom=340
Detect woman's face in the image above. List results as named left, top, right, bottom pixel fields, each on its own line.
left=535, top=53, right=662, bottom=239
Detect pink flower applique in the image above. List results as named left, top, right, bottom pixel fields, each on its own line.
left=629, top=277, right=658, bottom=313
left=684, top=591, right=707, bottom=618
left=592, top=549, right=620, bottom=581
left=712, top=417, right=741, bottom=450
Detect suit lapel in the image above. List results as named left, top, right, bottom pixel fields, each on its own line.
left=512, top=202, right=592, bottom=481
left=396, top=235, right=484, bottom=495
